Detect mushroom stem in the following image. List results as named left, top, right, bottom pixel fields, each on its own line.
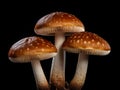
left=50, top=32, right=66, bottom=90
left=31, top=60, right=50, bottom=90
left=70, top=53, right=88, bottom=90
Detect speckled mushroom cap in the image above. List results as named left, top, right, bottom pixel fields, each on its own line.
left=34, top=12, right=85, bottom=36
left=62, top=32, right=111, bottom=55
left=8, top=36, right=57, bottom=63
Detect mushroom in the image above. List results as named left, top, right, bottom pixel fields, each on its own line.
left=8, top=36, right=57, bottom=90
left=62, top=32, right=111, bottom=90
left=34, top=11, right=85, bottom=89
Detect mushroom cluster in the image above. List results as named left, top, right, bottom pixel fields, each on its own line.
left=8, top=11, right=111, bottom=90
left=34, top=12, right=85, bottom=90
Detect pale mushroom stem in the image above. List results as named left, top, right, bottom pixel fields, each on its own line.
left=50, top=32, right=66, bottom=90
left=70, top=53, right=88, bottom=90
left=31, top=60, right=50, bottom=90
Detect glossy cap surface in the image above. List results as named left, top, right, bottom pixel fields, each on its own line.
left=62, top=32, right=111, bottom=55
left=34, top=12, right=85, bottom=36
left=8, top=36, right=57, bottom=62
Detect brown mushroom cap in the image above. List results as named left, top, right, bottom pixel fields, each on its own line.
left=62, top=32, right=111, bottom=55
left=34, top=11, right=85, bottom=36
left=8, top=36, right=57, bottom=63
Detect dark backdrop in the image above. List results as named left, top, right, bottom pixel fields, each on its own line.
left=1, top=1, right=118, bottom=90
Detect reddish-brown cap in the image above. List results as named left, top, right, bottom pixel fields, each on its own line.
left=8, top=36, right=57, bottom=63
left=34, top=11, right=85, bottom=36
left=62, top=32, right=111, bottom=55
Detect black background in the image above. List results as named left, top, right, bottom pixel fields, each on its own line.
left=1, top=1, right=118, bottom=90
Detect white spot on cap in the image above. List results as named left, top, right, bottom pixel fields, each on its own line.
left=84, top=41, right=87, bottom=44
left=102, top=43, right=104, bottom=46
left=92, top=39, right=94, bottom=42
left=51, top=46, right=54, bottom=48
left=77, top=40, right=80, bottom=43
left=74, top=36, right=77, bottom=38
left=72, top=19, right=75, bottom=21
left=97, top=41, right=100, bottom=45
left=88, top=41, right=91, bottom=44
left=68, top=15, right=72, bottom=17
left=46, top=45, right=49, bottom=47
left=70, top=40, right=73, bottom=43
left=41, top=48, right=44, bottom=51
left=80, top=38, right=83, bottom=41
left=27, top=48, right=29, bottom=51
left=56, top=21, right=59, bottom=23
left=30, top=44, right=33, bottom=46
left=86, top=36, right=89, bottom=38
